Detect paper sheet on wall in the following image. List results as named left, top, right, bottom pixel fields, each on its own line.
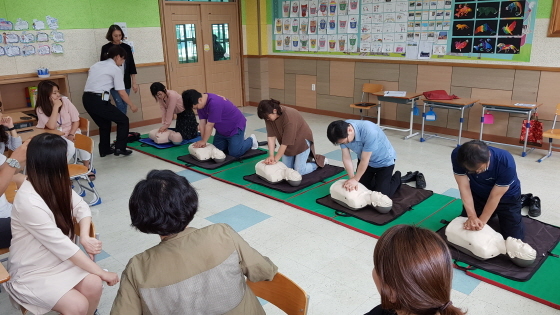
left=405, top=41, right=418, bottom=59
left=418, top=41, right=432, bottom=59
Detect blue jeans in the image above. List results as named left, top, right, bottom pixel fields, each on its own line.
left=110, top=88, right=130, bottom=114
left=282, top=140, right=317, bottom=176
left=213, top=128, right=252, bottom=158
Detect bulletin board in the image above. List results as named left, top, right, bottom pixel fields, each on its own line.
left=271, top=0, right=538, bottom=62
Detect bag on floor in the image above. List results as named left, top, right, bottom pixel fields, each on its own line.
left=127, top=132, right=141, bottom=143
left=519, top=113, right=543, bottom=147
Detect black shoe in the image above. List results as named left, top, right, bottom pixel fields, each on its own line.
left=529, top=196, right=541, bottom=217
left=114, top=149, right=133, bottom=156
left=520, top=193, right=533, bottom=208
left=416, top=173, right=426, bottom=189
left=99, top=148, right=115, bottom=157
left=401, top=171, right=418, bottom=183
left=257, top=141, right=268, bottom=147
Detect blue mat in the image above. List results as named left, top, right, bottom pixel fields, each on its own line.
left=138, top=136, right=201, bottom=149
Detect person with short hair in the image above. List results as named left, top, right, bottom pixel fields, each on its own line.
left=452, top=140, right=524, bottom=240
left=257, top=99, right=327, bottom=175
left=183, top=89, right=257, bottom=157
left=83, top=45, right=138, bottom=157
left=149, top=82, right=198, bottom=140
left=111, top=170, right=278, bottom=315
left=366, top=225, right=466, bottom=315
left=100, top=24, right=138, bottom=115
left=327, top=120, right=401, bottom=197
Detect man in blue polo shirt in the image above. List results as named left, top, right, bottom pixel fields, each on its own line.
left=451, top=140, right=524, bottom=240
left=327, top=120, right=401, bottom=197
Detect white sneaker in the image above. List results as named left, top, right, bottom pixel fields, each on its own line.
left=323, top=158, right=329, bottom=165
left=250, top=134, right=258, bottom=150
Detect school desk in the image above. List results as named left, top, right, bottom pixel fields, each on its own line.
left=479, top=100, right=542, bottom=157
left=420, top=98, right=479, bottom=145
left=371, top=91, right=423, bottom=140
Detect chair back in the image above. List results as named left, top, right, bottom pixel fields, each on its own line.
left=74, top=221, right=96, bottom=239
left=79, top=117, right=90, bottom=136
left=73, top=134, right=94, bottom=155
left=362, top=83, right=383, bottom=94
left=247, top=272, right=309, bottom=315
left=5, top=181, right=17, bottom=204
left=0, top=247, right=8, bottom=255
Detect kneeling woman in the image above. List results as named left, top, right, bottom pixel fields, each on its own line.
left=4, top=134, right=119, bottom=315
left=150, top=82, right=198, bottom=140
left=257, top=99, right=326, bottom=175
left=111, top=170, right=278, bottom=314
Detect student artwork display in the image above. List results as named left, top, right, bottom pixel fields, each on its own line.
left=0, top=16, right=64, bottom=57
left=273, top=0, right=537, bottom=61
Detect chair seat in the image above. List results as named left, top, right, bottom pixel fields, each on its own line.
left=68, top=164, right=89, bottom=177
left=350, top=103, right=378, bottom=109
left=0, top=248, right=8, bottom=255
left=543, top=129, right=560, bottom=140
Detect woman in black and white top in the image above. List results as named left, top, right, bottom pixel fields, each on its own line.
left=100, top=24, right=138, bottom=115
left=83, top=45, right=138, bottom=157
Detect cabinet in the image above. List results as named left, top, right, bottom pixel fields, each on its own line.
left=0, top=74, right=69, bottom=115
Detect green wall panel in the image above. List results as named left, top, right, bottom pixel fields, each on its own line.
left=1, top=0, right=160, bottom=30
left=537, top=0, right=552, bottom=19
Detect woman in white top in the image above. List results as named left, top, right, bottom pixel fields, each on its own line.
left=0, top=113, right=23, bottom=218
left=35, top=80, right=94, bottom=179
left=3, top=133, right=119, bottom=315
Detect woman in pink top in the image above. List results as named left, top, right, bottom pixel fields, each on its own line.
left=35, top=80, right=94, bottom=179
left=150, top=82, right=198, bottom=140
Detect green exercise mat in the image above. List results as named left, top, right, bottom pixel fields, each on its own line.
left=285, top=184, right=340, bottom=218
left=128, top=135, right=190, bottom=168
left=418, top=198, right=463, bottom=231
left=210, top=156, right=269, bottom=186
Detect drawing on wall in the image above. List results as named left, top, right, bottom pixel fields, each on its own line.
left=33, top=19, right=46, bottom=30
left=0, top=19, right=13, bottom=30
left=51, top=31, right=64, bottom=42
left=273, top=0, right=537, bottom=61
left=0, top=46, right=5, bottom=56
left=15, top=19, right=29, bottom=31
left=20, top=32, right=35, bottom=43
left=38, top=44, right=50, bottom=55
left=46, top=16, right=59, bottom=30
left=5, top=45, right=21, bottom=57
left=36, top=32, right=49, bottom=42
left=22, top=45, right=36, bottom=56
left=51, top=43, right=64, bottom=54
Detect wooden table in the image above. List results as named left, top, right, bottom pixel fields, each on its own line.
left=372, top=91, right=423, bottom=140
left=7, top=111, right=36, bottom=125
left=421, top=98, right=479, bottom=145
left=16, top=127, right=64, bottom=142
left=479, top=100, right=542, bottom=157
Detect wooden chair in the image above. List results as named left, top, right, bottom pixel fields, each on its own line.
left=69, top=134, right=101, bottom=206
left=538, top=103, right=560, bottom=162
left=5, top=181, right=17, bottom=204
left=247, top=272, right=309, bottom=315
left=79, top=117, right=90, bottom=136
left=350, top=83, right=383, bottom=124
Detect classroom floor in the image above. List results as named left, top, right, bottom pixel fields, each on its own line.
left=2, top=106, right=560, bottom=315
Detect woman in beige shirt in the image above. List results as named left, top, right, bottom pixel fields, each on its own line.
left=257, top=99, right=326, bottom=175
left=111, top=170, right=277, bottom=315
left=3, top=134, right=119, bottom=315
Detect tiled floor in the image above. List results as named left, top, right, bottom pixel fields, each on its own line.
left=2, top=106, right=560, bottom=315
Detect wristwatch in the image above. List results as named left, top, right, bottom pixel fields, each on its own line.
left=7, top=127, right=15, bottom=131
left=6, top=158, right=20, bottom=169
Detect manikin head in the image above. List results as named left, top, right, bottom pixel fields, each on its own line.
left=326, top=120, right=355, bottom=145
left=506, top=237, right=537, bottom=267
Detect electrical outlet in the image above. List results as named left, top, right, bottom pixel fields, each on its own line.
left=311, top=84, right=316, bottom=91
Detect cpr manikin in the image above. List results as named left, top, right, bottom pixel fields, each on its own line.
left=445, top=217, right=536, bottom=267
left=148, top=129, right=184, bottom=145
left=188, top=143, right=226, bottom=163
left=329, top=180, right=393, bottom=213
left=255, top=160, right=302, bottom=186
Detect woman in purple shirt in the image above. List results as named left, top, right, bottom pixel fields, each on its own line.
left=182, top=90, right=258, bottom=157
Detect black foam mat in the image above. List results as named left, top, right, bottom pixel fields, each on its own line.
left=316, top=184, right=433, bottom=225
left=437, top=216, right=560, bottom=282
left=243, top=165, right=345, bottom=193
left=177, top=149, right=267, bottom=170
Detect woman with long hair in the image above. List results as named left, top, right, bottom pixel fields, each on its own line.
left=367, top=225, right=466, bottom=315
left=0, top=110, right=23, bottom=218
left=149, top=82, right=198, bottom=140
left=3, top=134, right=119, bottom=315
left=100, top=24, right=138, bottom=115
left=35, top=80, right=94, bottom=178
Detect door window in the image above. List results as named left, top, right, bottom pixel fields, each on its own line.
left=212, top=24, right=230, bottom=61
left=176, top=24, right=198, bottom=63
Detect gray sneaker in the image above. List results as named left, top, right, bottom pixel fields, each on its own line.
left=250, top=134, right=258, bottom=150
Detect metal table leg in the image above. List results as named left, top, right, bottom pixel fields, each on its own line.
left=458, top=107, right=466, bottom=146
left=522, top=109, right=532, bottom=157
left=420, top=101, right=427, bottom=142
left=479, top=105, right=486, bottom=141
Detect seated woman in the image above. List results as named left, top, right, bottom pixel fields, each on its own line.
left=367, top=225, right=466, bottom=315
left=0, top=112, right=23, bottom=219
left=257, top=99, right=326, bottom=176
left=111, top=170, right=278, bottom=315
left=35, top=80, right=94, bottom=179
left=150, top=82, right=198, bottom=140
left=3, top=134, right=119, bottom=315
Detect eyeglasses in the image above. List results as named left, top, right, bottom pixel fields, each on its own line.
left=466, top=162, right=489, bottom=174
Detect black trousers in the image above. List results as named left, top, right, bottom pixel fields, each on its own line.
left=461, top=194, right=524, bottom=240
left=82, top=92, right=129, bottom=154
left=0, top=217, right=11, bottom=248
left=357, top=160, right=400, bottom=198
left=175, top=110, right=199, bottom=140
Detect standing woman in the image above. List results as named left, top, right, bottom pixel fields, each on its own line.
left=100, top=24, right=138, bottom=115
left=257, top=99, right=326, bottom=175
left=35, top=80, right=94, bottom=177
left=3, top=133, right=119, bottom=315
left=83, top=45, right=138, bottom=157
left=149, top=82, right=198, bottom=140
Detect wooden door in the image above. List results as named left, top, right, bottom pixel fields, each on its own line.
left=200, top=4, right=243, bottom=106
left=161, top=2, right=243, bottom=106
left=163, top=3, right=206, bottom=94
